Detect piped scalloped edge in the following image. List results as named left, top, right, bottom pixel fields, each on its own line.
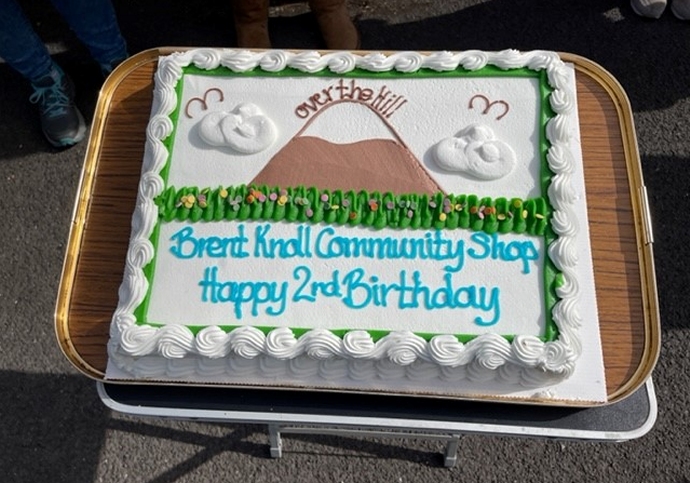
left=108, top=49, right=582, bottom=388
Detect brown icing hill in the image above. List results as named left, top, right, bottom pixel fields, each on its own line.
left=250, top=136, right=442, bottom=195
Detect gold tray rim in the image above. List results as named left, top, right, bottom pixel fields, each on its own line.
left=560, top=52, right=660, bottom=403
left=54, top=48, right=660, bottom=407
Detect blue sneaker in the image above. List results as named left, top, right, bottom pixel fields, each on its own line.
left=29, top=65, right=86, bottom=148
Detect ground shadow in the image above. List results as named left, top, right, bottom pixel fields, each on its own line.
left=0, top=370, right=277, bottom=483
left=0, top=371, right=108, bottom=483
left=642, top=154, right=690, bottom=331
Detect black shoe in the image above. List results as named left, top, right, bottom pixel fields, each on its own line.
left=29, top=65, right=86, bottom=148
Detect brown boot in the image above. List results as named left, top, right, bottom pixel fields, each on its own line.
left=233, top=0, right=271, bottom=48
left=308, top=0, right=360, bottom=50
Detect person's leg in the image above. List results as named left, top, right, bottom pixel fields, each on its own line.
left=232, top=0, right=271, bottom=48
left=308, top=0, right=359, bottom=50
left=0, top=0, right=85, bottom=147
left=28, top=65, right=86, bottom=147
left=50, top=0, right=127, bottom=71
left=0, top=0, right=55, bottom=82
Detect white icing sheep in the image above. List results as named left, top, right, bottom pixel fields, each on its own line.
left=433, top=124, right=516, bottom=180
left=198, top=103, right=277, bottom=154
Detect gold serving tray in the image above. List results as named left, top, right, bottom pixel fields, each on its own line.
left=54, top=48, right=660, bottom=406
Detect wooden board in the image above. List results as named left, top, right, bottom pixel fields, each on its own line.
left=55, top=49, right=660, bottom=404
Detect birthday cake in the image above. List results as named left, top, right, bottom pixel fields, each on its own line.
left=106, top=49, right=605, bottom=401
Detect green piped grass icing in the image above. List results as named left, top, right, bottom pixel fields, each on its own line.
left=156, top=184, right=551, bottom=237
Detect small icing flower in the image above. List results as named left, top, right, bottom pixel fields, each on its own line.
left=277, top=195, right=288, bottom=206
left=439, top=213, right=447, bottom=222
left=386, top=201, right=396, bottom=210
left=197, top=194, right=207, bottom=208
left=306, top=208, right=314, bottom=218
left=349, top=211, right=357, bottom=220
left=321, top=194, right=329, bottom=202
left=407, top=209, right=414, bottom=218
left=269, top=192, right=278, bottom=202
left=179, top=194, right=195, bottom=209
left=229, top=195, right=242, bottom=211
left=246, top=194, right=255, bottom=203
left=342, top=199, right=350, bottom=208
left=369, top=199, right=379, bottom=211
left=219, top=188, right=228, bottom=199
left=429, top=201, right=437, bottom=209
left=522, top=209, right=528, bottom=219
left=248, top=189, right=266, bottom=203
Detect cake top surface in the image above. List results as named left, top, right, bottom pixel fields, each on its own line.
left=106, top=49, right=606, bottom=404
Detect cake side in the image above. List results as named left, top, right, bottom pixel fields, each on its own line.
left=107, top=49, right=586, bottom=392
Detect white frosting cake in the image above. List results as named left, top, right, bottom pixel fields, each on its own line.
left=106, top=49, right=606, bottom=401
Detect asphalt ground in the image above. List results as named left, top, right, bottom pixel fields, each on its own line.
left=1, top=0, right=689, bottom=481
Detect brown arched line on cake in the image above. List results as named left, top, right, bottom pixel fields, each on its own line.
left=250, top=100, right=443, bottom=196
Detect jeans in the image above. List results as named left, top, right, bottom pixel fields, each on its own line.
left=0, top=0, right=127, bottom=83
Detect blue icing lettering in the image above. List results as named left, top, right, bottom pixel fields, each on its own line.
left=198, top=266, right=288, bottom=319
left=473, top=286, right=501, bottom=326
left=314, top=227, right=464, bottom=272
left=341, top=268, right=371, bottom=309
left=169, top=225, right=249, bottom=259
left=339, top=268, right=501, bottom=325
left=254, top=223, right=312, bottom=259
left=292, top=265, right=342, bottom=303
left=468, top=232, right=539, bottom=274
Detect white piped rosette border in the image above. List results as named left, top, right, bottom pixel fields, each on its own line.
left=108, top=49, right=582, bottom=387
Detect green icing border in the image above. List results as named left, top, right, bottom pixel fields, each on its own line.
left=157, top=185, right=550, bottom=236
left=537, top=68, right=558, bottom=342
left=138, top=62, right=560, bottom=344
left=184, top=64, right=538, bottom=80
left=141, top=323, right=507, bottom=344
